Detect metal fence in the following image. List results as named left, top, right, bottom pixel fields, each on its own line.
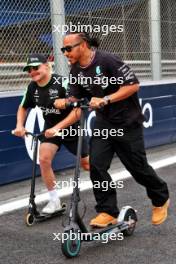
left=160, top=0, right=176, bottom=78
left=0, top=0, right=176, bottom=93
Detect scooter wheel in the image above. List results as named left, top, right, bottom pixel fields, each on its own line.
left=25, top=213, right=35, bottom=226
left=123, top=208, right=137, bottom=236
left=61, top=230, right=81, bottom=258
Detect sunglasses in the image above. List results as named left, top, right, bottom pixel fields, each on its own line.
left=61, top=42, right=82, bottom=53
left=27, top=66, right=40, bottom=73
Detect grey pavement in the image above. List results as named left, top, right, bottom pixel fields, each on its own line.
left=0, top=142, right=175, bottom=206
left=0, top=143, right=175, bottom=264
left=0, top=163, right=175, bottom=264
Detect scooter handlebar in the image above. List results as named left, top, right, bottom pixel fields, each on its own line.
left=65, top=98, right=89, bottom=109
left=11, top=130, right=44, bottom=138
left=25, top=131, right=44, bottom=137
left=65, top=98, right=106, bottom=109
left=11, top=130, right=15, bottom=135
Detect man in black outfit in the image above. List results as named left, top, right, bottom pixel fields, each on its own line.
left=13, top=53, right=89, bottom=214
left=55, top=32, right=169, bottom=227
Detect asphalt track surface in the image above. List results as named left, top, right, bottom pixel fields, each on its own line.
left=0, top=145, right=176, bottom=264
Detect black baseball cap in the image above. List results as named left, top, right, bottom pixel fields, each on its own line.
left=23, top=54, right=48, bottom=72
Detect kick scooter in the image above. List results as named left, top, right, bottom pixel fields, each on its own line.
left=12, top=131, right=66, bottom=226
left=60, top=99, right=138, bottom=258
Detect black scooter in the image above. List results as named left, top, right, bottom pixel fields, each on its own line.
left=12, top=131, right=66, bottom=226
left=60, top=100, right=138, bottom=258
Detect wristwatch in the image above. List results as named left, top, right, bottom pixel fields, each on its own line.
left=103, top=95, right=111, bottom=105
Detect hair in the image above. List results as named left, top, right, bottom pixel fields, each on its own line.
left=66, top=31, right=100, bottom=49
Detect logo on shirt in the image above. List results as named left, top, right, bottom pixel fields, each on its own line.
left=34, top=89, right=39, bottom=102
left=119, top=64, right=135, bottom=81
left=96, top=66, right=101, bottom=75
left=49, top=88, right=59, bottom=98
left=40, top=106, right=61, bottom=115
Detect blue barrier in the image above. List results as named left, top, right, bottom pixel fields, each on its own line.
left=139, top=83, right=176, bottom=148
left=0, top=82, right=176, bottom=185
left=0, top=96, right=76, bottom=185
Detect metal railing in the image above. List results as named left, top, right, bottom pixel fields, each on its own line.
left=1, top=60, right=176, bottom=93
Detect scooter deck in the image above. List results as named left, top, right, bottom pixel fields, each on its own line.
left=35, top=207, right=66, bottom=222
left=70, top=222, right=126, bottom=242
left=89, top=221, right=127, bottom=233
left=75, top=221, right=129, bottom=242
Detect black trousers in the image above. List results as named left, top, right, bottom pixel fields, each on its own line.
left=89, top=120, right=169, bottom=218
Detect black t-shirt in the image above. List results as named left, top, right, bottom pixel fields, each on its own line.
left=21, top=74, right=72, bottom=128
left=69, top=50, right=144, bottom=126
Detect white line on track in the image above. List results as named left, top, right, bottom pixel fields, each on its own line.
left=0, top=155, right=175, bottom=216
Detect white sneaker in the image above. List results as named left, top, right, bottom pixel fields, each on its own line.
left=42, top=199, right=62, bottom=214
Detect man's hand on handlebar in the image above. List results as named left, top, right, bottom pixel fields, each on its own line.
left=89, top=97, right=106, bottom=109
left=12, top=126, right=26, bottom=137
left=54, top=98, right=67, bottom=109
left=54, top=97, right=78, bottom=109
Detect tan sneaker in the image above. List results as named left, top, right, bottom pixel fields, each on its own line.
left=152, top=199, right=170, bottom=225
left=90, top=212, right=117, bottom=227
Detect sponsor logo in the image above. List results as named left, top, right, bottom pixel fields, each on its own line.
left=49, top=88, right=58, bottom=97
left=25, top=106, right=44, bottom=164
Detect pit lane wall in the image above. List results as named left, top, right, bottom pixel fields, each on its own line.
left=0, top=81, right=176, bottom=185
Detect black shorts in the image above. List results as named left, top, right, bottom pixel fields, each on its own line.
left=40, top=135, right=89, bottom=158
